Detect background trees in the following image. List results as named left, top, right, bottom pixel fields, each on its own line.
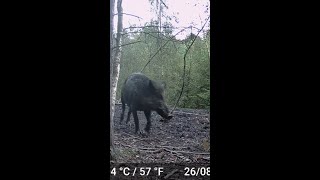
left=117, top=22, right=210, bottom=109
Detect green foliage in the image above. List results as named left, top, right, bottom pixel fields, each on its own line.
left=116, top=22, right=210, bottom=109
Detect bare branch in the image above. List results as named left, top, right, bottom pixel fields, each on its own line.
left=142, top=31, right=184, bottom=44
left=155, top=145, right=190, bottom=149
left=123, top=25, right=204, bottom=32
left=123, top=25, right=172, bottom=31
left=120, top=30, right=184, bottom=45
left=113, top=13, right=143, bottom=19
left=162, top=148, right=210, bottom=155
left=140, top=28, right=187, bottom=72
left=160, top=0, right=168, bottom=9
left=139, top=148, right=210, bottom=155
left=121, top=31, right=160, bottom=36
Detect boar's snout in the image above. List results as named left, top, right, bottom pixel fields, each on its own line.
left=157, top=105, right=173, bottom=120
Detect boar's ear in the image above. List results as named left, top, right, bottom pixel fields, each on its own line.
left=149, top=80, right=156, bottom=90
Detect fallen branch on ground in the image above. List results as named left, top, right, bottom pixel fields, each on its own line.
left=173, top=111, right=209, bottom=117
left=138, top=147, right=210, bottom=155
left=162, top=148, right=210, bottom=155
left=164, top=169, right=179, bottom=179
left=155, top=145, right=189, bottom=150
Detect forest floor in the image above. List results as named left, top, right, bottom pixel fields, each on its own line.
left=113, top=104, right=212, bottom=164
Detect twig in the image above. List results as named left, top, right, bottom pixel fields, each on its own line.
left=164, top=169, right=179, bottom=179
left=123, top=25, right=173, bottom=31
left=163, top=148, right=210, bottom=155
left=173, top=111, right=209, bottom=117
left=121, top=31, right=160, bottom=36
left=155, top=145, right=189, bottom=150
left=159, top=0, right=168, bottom=9
left=139, top=148, right=164, bottom=154
left=118, top=143, right=210, bottom=156
left=113, top=13, right=143, bottom=19
left=139, top=147, right=157, bottom=150
left=140, top=28, right=187, bottom=72
left=138, top=146, right=210, bottom=155
left=201, top=156, right=210, bottom=161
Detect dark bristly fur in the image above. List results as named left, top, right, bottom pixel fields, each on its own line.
left=120, top=73, right=173, bottom=134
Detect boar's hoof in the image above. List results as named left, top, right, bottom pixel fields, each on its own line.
left=144, top=128, right=150, bottom=134
left=135, top=130, right=148, bottom=137
left=167, top=114, right=173, bottom=119
left=135, top=130, right=144, bottom=135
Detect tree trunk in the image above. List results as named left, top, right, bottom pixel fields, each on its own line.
left=110, top=0, right=123, bottom=161
left=109, top=0, right=116, bottom=161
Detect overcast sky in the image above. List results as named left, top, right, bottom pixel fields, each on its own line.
left=115, top=0, right=210, bottom=40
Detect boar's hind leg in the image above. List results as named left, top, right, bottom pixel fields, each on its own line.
left=120, top=103, right=125, bottom=123
left=144, top=110, right=151, bottom=133
left=126, top=108, right=131, bottom=124
left=132, top=110, right=141, bottom=134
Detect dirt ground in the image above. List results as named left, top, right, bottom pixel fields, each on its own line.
left=113, top=104, right=211, bottom=164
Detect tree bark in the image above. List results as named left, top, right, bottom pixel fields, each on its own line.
left=109, top=0, right=116, bottom=161
left=110, top=0, right=123, bottom=161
